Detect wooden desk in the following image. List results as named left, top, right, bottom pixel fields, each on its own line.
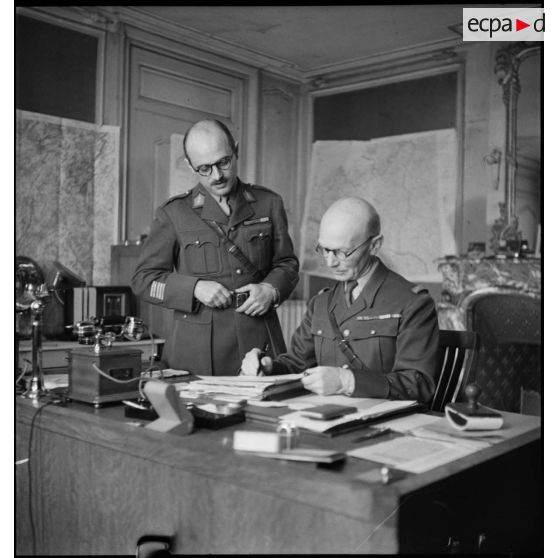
left=15, top=397, right=541, bottom=555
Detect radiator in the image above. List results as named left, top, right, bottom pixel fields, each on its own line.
left=276, top=299, right=307, bottom=346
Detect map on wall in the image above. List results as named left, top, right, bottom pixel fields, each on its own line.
left=300, top=129, right=458, bottom=282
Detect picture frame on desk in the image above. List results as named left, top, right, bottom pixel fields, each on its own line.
left=100, top=289, right=132, bottom=317
left=64, top=286, right=135, bottom=325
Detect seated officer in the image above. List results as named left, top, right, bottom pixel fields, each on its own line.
left=241, top=197, right=439, bottom=404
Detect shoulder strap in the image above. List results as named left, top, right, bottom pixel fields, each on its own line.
left=204, top=219, right=264, bottom=281
left=324, top=288, right=367, bottom=372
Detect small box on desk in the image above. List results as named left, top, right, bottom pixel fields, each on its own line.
left=68, top=346, right=142, bottom=407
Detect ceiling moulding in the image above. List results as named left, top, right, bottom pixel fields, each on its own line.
left=107, top=7, right=302, bottom=78
left=301, top=37, right=461, bottom=79
left=99, top=6, right=463, bottom=85
left=17, top=6, right=119, bottom=34
left=308, top=49, right=462, bottom=94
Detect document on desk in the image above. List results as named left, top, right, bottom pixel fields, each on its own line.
left=348, top=433, right=490, bottom=474
left=279, top=393, right=382, bottom=411
left=278, top=400, right=421, bottom=435
left=371, top=412, right=440, bottom=432
left=177, top=373, right=307, bottom=403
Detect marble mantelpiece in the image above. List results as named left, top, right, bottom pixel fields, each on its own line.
left=437, top=255, right=541, bottom=330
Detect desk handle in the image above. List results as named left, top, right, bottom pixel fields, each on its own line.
left=136, top=535, right=173, bottom=558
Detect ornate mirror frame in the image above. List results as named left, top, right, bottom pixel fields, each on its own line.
left=490, top=42, right=541, bottom=252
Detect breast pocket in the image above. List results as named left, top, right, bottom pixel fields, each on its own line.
left=180, top=230, right=222, bottom=276
left=244, top=222, right=272, bottom=270
left=351, top=318, right=399, bottom=374
left=310, top=320, right=337, bottom=366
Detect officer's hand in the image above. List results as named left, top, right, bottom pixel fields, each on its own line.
left=239, top=348, right=273, bottom=376
left=194, top=280, right=232, bottom=309
left=301, top=366, right=344, bottom=395
left=235, top=283, right=276, bottom=316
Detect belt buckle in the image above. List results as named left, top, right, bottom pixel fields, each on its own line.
left=233, top=291, right=249, bottom=308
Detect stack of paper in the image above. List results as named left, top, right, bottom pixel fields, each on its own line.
left=278, top=400, right=421, bottom=436
left=177, top=374, right=307, bottom=403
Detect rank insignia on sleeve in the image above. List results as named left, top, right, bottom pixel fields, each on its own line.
left=149, top=280, right=166, bottom=301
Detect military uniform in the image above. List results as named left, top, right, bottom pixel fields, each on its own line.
left=131, top=179, right=299, bottom=375
left=271, top=259, right=439, bottom=404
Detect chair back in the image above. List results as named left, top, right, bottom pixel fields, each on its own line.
left=430, top=329, right=479, bottom=413
left=463, top=288, right=541, bottom=413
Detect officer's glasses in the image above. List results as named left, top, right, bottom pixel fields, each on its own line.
left=194, top=155, right=234, bottom=177
left=315, top=235, right=375, bottom=261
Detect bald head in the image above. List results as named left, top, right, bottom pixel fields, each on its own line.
left=319, top=197, right=381, bottom=242
left=183, top=120, right=237, bottom=163
left=317, top=198, right=382, bottom=281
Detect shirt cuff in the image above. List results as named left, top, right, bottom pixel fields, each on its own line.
left=260, top=282, right=280, bottom=304
left=338, top=366, right=355, bottom=396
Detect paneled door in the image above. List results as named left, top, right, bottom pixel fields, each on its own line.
left=126, top=45, right=249, bottom=240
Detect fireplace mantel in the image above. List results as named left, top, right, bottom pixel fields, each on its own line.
left=437, top=256, right=541, bottom=330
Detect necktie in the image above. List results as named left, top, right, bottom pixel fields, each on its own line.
left=345, top=279, right=358, bottom=306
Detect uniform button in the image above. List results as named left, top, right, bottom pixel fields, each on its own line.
left=195, top=240, right=200, bottom=246
left=343, top=329, right=350, bottom=337
left=236, top=268, right=242, bottom=275
left=183, top=314, right=188, bottom=319
left=370, top=330, right=376, bottom=335
left=231, top=225, right=236, bottom=231
left=259, top=232, right=265, bottom=238
left=317, top=329, right=323, bottom=335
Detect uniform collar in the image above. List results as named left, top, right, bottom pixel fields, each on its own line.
left=190, top=180, right=232, bottom=224
left=229, top=180, right=255, bottom=227
left=359, top=258, right=389, bottom=307
left=331, top=259, right=388, bottom=322
left=192, top=179, right=256, bottom=226
left=350, top=259, right=378, bottom=295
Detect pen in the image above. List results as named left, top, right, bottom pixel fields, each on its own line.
left=351, top=427, right=391, bottom=443
left=257, top=343, right=269, bottom=376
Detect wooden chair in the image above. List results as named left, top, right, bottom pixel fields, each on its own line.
left=430, top=329, right=479, bottom=413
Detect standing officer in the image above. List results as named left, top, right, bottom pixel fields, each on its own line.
left=131, top=119, right=299, bottom=375
left=241, top=197, right=439, bottom=404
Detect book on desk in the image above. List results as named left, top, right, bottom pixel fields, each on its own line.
left=244, top=397, right=424, bottom=436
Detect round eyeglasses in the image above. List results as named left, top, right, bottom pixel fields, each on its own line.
left=193, top=155, right=234, bottom=177
left=314, top=235, right=375, bottom=261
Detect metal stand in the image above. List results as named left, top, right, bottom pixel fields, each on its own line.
left=23, top=289, right=51, bottom=401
